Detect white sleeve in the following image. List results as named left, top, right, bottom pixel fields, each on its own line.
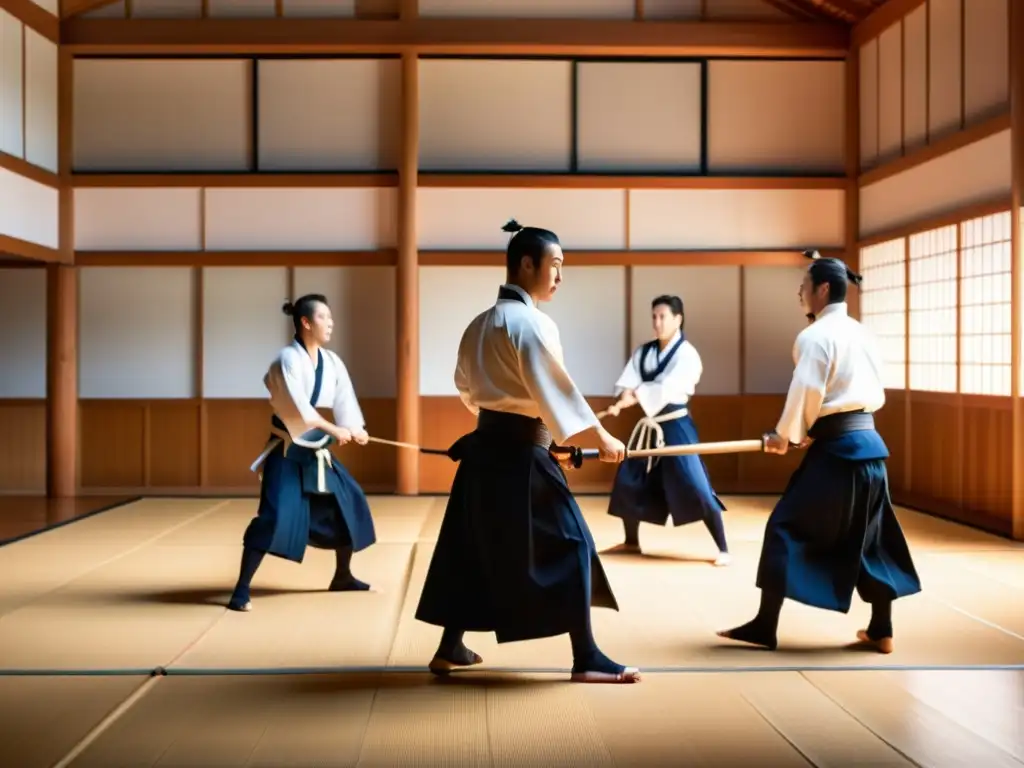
left=613, top=347, right=643, bottom=395
left=265, top=348, right=319, bottom=439
left=514, top=315, right=600, bottom=445
left=774, top=335, right=829, bottom=444
left=634, top=343, right=702, bottom=417
left=329, top=353, right=366, bottom=431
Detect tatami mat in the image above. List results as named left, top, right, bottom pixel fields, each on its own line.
left=48, top=670, right=1024, bottom=767
left=1, top=495, right=1023, bottom=674
left=0, top=675, right=151, bottom=768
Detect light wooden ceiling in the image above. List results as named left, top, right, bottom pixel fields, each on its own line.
left=769, top=0, right=889, bottom=24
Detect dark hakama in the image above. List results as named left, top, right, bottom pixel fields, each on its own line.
left=755, top=412, right=921, bottom=613
left=242, top=347, right=376, bottom=564
left=607, top=403, right=726, bottom=527
left=415, top=409, right=618, bottom=644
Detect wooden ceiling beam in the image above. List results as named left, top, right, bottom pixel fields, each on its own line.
left=61, top=0, right=121, bottom=19
left=60, top=17, right=849, bottom=57
left=852, top=0, right=925, bottom=47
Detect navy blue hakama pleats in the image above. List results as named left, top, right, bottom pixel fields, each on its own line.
left=607, top=404, right=726, bottom=527
left=755, top=427, right=921, bottom=613
left=415, top=410, right=618, bottom=644
left=242, top=442, right=377, bottom=564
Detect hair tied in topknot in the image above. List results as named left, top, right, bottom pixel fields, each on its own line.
left=281, top=301, right=295, bottom=317
left=802, top=249, right=821, bottom=261
left=502, top=218, right=524, bottom=234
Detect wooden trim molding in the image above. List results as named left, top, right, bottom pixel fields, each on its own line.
left=856, top=197, right=1013, bottom=248
left=72, top=249, right=843, bottom=268
left=0, top=0, right=59, bottom=43
left=60, top=18, right=849, bottom=57
left=61, top=0, right=119, bottom=18
left=68, top=173, right=848, bottom=190
left=0, top=234, right=63, bottom=263
left=858, top=111, right=1011, bottom=188
left=0, top=151, right=60, bottom=188
left=851, top=0, right=926, bottom=49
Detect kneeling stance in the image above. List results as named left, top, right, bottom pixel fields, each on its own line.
left=228, top=294, right=377, bottom=611
left=718, top=254, right=921, bottom=652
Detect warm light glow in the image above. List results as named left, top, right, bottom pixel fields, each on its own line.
left=960, top=212, right=1012, bottom=396
left=908, top=225, right=958, bottom=392
left=859, top=239, right=906, bottom=389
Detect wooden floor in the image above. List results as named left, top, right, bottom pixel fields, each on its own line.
left=0, top=494, right=1022, bottom=767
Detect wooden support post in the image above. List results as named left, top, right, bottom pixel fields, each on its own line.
left=396, top=48, right=419, bottom=495
left=1010, top=0, right=1024, bottom=539
left=844, top=45, right=861, bottom=321
left=48, top=48, right=76, bottom=498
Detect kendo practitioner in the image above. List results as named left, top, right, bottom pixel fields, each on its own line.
left=227, top=294, right=377, bottom=612
left=604, top=294, right=730, bottom=566
left=717, top=252, right=922, bottom=653
left=414, top=219, right=642, bottom=684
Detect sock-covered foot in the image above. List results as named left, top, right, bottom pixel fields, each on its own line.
left=429, top=641, right=483, bottom=675
left=717, top=619, right=778, bottom=650
left=856, top=629, right=894, bottom=654
left=328, top=574, right=371, bottom=592
left=570, top=648, right=641, bottom=683
left=713, top=551, right=732, bottom=567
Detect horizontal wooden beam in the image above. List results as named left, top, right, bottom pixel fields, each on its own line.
left=0, top=151, right=61, bottom=189
left=60, top=18, right=849, bottom=57
left=0, top=0, right=59, bottom=44
left=851, top=0, right=925, bottom=48
left=74, top=249, right=834, bottom=267
left=62, top=0, right=120, bottom=19
left=856, top=197, right=1012, bottom=248
left=858, top=111, right=1011, bottom=188
left=0, top=234, right=64, bottom=263
left=69, top=172, right=847, bottom=190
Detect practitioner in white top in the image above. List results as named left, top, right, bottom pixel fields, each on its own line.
left=604, top=295, right=730, bottom=565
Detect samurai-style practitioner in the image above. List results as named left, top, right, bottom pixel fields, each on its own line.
left=718, top=253, right=921, bottom=653
left=605, top=295, right=730, bottom=566
left=227, top=294, right=377, bottom=612
left=414, top=219, right=641, bottom=685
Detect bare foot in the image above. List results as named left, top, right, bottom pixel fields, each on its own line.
left=227, top=600, right=251, bottom=612
left=570, top=667, right=641, bottom=684
left=716, top=622, right=777, bottom=650
left=856, top=629, right=894, bottom=654
left=603, top=542, right=641, bottom=555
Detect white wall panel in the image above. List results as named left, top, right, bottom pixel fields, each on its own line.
left=418, top=60, right=572, bottom=171
left=202, top=267, right=291, bottom=399
left=74, top=188, right=203, bottom=251
left=79, top=268, right=195, bottom=399
left=744, top=266, right=808, bottom=394
left=419, top=0, right=633, bottom=17
left=24, top=29, right=57, bottom=174
left=130, top=0, right=201, bottom=16
left=258, top=59, right=400, bottom=171
left=630, top=266, right=740, bottom=395
left=929, top=0, right=963, bottom=140
left=282, top=0, right=358, bottom=17
left=292, top=266, right=397, bottom=397
left=859, top=38, right=879, bottom=168
left=903, top=5, right=928, bottom=152
left=541, top=267, right=625, bottom=395
left=204, top=188, right=396, bottom=250
left=29, top=0, right=57, bottom=15
left=859, top=129, right=1011, bottom=237
left=576, top=62, right=701, bottom=173
left=74, top=59, right=251, bottom=172
left=419, top=266, right=504, bottom=395
left=0, top=268, right=46, bottom=398
left=629, top=189, right=845, bottom=250
left=964, top=0, right=1009, bottom=123
left=707, top=60, right=844, bottom=174
left=0, top=11, right=23, bottom=159
left=0, top=167, right=58, bottom=248
left=417, top=188, right=626, bottom=250
left=209, top=0, right=276, bottom=17
left=877, top=23, right=903, bottom=163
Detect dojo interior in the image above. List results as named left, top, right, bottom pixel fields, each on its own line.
left=1, top=0, right=1023, bottom=764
